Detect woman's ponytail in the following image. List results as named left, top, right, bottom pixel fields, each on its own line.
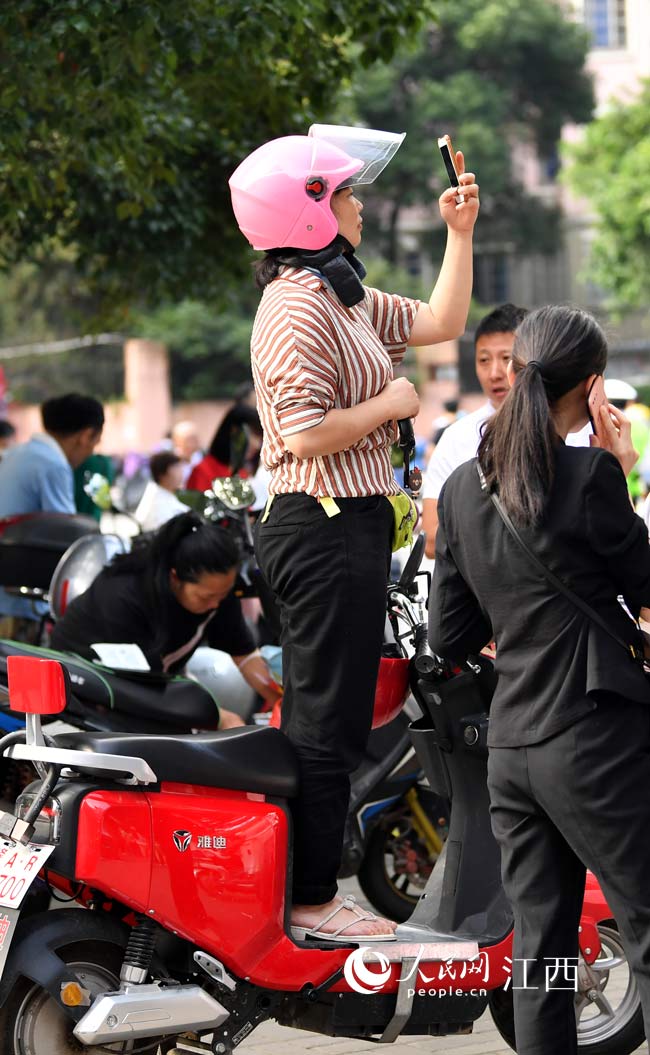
left=478, top=306, right=608, bottom=527
left=479, top=363, right=557, bottom=526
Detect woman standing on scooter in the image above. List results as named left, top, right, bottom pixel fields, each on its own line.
left=429, top=305, right=650, bottom=1053
left=229, top=126, right=479, bottom=941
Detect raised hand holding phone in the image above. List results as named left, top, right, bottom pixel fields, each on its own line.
left=436, top=135, right=480, bottom=234
left=590, top=400, right=639, bottom=479
left=438, top=134, right=465, bottom=203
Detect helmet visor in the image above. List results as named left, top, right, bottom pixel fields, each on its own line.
left=308, top=124, right=405, bottom=187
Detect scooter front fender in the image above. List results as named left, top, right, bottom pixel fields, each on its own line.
left=578, top=870, right=613, bottom=965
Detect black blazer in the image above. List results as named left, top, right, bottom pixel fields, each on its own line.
left=429, top=443, right=650, bottom=747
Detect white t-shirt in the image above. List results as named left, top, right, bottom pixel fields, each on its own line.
left=422, top=404, right=590, bottom=500
left=422, top=403, right=494, bottom=500
left=134, top=481, right=188, bottom=533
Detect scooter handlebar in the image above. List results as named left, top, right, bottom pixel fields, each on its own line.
left=413, top=624, right=438, bottom=676
left=397, top=417, right=415, bottom=452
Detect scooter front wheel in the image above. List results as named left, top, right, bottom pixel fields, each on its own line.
left=358, top=806, right=440, bottom=923
left=488, top=921, right=645, bottom=1055
left=0, top=939, right=179, bottom=1055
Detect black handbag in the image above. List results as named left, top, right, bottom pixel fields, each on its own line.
left=476, top=463, right=646, bottom=669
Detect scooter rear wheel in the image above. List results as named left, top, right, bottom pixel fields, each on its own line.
left=0, top=939, right=179, bottom=1055
left=488, top=921, right=645, bottom=1055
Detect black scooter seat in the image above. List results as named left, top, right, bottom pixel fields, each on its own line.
left=53, top=727, right=300, bottom=798
left=0, top=640, right=220, bottom=729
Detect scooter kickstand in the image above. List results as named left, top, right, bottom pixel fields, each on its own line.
left=209, top=983, right=280, bottom=1053
left=378, top=955, right=418, bottom=1044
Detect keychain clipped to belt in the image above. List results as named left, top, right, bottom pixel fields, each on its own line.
left=397, top=418, right=422, bottom=496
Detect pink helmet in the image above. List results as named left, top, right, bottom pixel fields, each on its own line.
left=228, top=135, right=363, bottom=251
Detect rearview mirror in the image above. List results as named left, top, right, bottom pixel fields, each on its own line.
left=83, top=473, right=113, bottom=512
left=398, top=532, right=426, bottom=592
left=211, top=477, right=255, bottom=511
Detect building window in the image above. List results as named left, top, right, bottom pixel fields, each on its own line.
left=583, top=0, right=626, bottom=48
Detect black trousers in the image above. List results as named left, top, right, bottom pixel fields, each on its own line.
left=255, top=492, right=393, bottom=905
left=488, top=693, right=650, bottom=1055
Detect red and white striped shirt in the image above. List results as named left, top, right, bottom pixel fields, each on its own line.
left=251, top=266, right=419, bottom=498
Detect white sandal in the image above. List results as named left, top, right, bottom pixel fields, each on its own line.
left=291, top=895, right=396, bottom=943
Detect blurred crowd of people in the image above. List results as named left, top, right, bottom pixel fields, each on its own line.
left=0, top=383, right=271, bottom=638
left=121, top=384, right=268, bottom=532
left=0, top=314, right=648, bottom=645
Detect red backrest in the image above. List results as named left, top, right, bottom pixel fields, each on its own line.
left=7, top=656, right=70, bottom=715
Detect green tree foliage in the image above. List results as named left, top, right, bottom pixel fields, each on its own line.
left=0, top=0, right=434, bottom=314
left=0, top=259, right=123, bottom=403
left=563, top=80, right=650, bottom=312
left=338, top=0, right=594, bottom=263
left=1, top=345, right=123, bottom=405
left=0, top=258, right=101, bottom=343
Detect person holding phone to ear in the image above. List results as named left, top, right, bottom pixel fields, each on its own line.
left=429, top=306, right=650, bottom=1055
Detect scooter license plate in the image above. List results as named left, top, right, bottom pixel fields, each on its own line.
left=0, top=839, right=55, bottom=909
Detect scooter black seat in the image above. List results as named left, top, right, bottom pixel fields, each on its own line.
left=53, top=727, right=300, bottom=798
left=0, top=640, right=220, bottom=731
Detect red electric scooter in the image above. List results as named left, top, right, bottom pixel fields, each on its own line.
left=0, top=540, right=639, bottom=1054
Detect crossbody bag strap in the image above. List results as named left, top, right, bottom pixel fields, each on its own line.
left=476, top=463, right=642, bottom=663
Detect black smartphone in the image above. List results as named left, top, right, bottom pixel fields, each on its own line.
left=438, top=134, right=465, bottom=203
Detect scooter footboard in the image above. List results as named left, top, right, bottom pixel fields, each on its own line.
left=407, top=669, right=511, bottom=942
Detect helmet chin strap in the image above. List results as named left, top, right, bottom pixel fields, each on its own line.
left=273, top=236, right=367, bottom=307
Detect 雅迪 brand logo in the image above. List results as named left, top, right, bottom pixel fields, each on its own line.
left=343, top=947, right=392, bottom=995
left=172, top=830, right=192, bottom=853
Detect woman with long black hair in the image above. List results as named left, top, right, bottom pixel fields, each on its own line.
left=187, top=404, right=263, bottom=491
left=429, top=305, right=650, bottom=1053
left=51, top=512, right=280, bottom=726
